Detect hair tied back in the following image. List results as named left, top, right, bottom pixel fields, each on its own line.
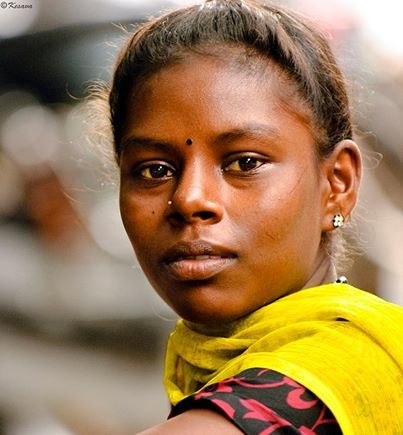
left=202, top=0, right=244, bottom=10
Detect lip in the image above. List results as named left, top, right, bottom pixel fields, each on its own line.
left=162, top=240, right=237, bottom=281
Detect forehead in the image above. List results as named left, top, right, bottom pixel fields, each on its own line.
left=122, top=50, right=314, bottom=145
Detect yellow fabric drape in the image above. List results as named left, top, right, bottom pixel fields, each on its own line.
left=164, top=283, right=403, bottom=434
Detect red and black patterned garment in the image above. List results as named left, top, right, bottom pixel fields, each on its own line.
left=170, top=368, right=342, bottom=434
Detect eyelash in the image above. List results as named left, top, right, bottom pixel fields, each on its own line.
left=133, top=155, right=268, bottom=181
left=134, top=162, right=176, bottom=180
left=223, top=156, right=267, bottom=174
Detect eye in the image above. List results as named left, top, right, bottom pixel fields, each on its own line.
left=224, top=156, right=266, bottom=173
left=137, top=163, right=175, bottom=179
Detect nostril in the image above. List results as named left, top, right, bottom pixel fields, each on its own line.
left=169, top=211, right=185, bottom=224
left=195, top=211, right=216, bottom=220
left=168, top=210, right=218, bottom=226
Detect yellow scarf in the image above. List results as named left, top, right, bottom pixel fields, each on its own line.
left=164, top=283, right=403, bottom=434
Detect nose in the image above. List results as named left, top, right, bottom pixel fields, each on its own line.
left=167, top=164, right=224, bottom=226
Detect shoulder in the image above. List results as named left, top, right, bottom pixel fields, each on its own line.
left=171, top=368, right=342, bottom=434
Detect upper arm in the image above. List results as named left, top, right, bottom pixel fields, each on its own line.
left=136, top=408, right=243, bottom=435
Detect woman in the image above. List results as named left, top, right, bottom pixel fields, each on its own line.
left=105, top=0, right=403, bottom=433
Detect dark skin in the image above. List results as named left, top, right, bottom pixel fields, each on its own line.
left=118, top=53, right=361, bottom=432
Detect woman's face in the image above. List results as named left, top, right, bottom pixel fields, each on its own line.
left=119, top=54, right=331, bottom=325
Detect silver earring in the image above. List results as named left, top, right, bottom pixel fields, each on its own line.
left=332, top=214, right=344, bottom=228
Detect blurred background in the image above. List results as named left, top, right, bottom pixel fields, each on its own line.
left=0, top=0, right=402, bottom=433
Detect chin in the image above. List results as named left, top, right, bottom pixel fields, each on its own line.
left=152, top=278, right=259, bottom=326
left=171, top=296, right=254, bottom=327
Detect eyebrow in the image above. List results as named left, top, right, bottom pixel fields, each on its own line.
left=211, top=123, right=281, bottom=146
left=120, top=136, right=175, bottom=153
left=121, top=123, right=281, bottom=152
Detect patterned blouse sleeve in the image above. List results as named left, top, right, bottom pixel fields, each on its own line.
left=170, top=368, right=342, bottom=435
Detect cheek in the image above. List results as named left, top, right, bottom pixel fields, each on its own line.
left=232, top=170, right=321, bottom=251
left=119, top=190, right=159, bottom=249
left=270, top=175, right=323, bottom=256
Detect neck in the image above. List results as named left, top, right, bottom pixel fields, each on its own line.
left=303, top=252, right=337, bottom=290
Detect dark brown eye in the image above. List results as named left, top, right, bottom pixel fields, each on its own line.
left=140, top=164, right=174, bottom=179
left=225, top=156, right=264, bottom=172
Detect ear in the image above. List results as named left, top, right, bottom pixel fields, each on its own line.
left=321, top=140, right=362, bottom=232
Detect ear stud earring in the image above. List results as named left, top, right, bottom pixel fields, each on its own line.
left=332, top=214, right=344, bottom=229
left=168, top=201, right=173, bottom=206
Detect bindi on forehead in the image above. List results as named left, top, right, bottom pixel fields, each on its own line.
left=186, top=138, right=193, bottom=146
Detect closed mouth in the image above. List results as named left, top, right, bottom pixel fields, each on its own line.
left=170, top=254, right=235, bottom=261
left=163, top=240, right=236, bottom=263
left=162, top=241, right=237, bottom=281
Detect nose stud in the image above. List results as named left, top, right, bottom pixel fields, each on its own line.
left=168, top=201, right=173, bottom=206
